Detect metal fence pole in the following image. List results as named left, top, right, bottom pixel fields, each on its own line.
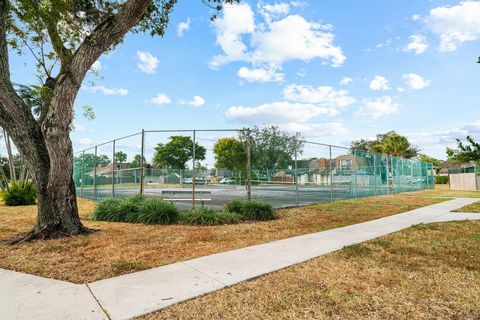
left=246, top=129, right=252, bottom=201
left=373, top=154, right=377, bottom=196
left=112, top=140, right=116, bottom=198
left=353, top=149, right=358, bottom=198
left=294, top=134, right=299, bottom=206
left=140, top=129, right=145, bottom=196
left=192, top=130, right=196, bottom=209
left=411, top=160, right=414, bottom=191
left=386, top=155, right=390, bottom=194
left=402, top=159, right=405, bottom=192
left=80, top=150, right=85, bottom=197
left=94, top=146, right=97, bottom=201
left=329, top=145, right=333, bottom=202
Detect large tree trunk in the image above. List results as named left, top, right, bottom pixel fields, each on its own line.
left=8, top=134, right=93, bottom=244
left=1, top=0, right=153, bottom=243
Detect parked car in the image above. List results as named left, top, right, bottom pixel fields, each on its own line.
left=219, top=178, right=235, bottom=184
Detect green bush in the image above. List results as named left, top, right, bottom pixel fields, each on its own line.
left=92, top=195, right=179, bottom=224
left=435, top=176, right=449, bottom=184
left=179, top=207, right=244, bottom=226
left=225, top=199, right=276, bottom=221
left=137, top=198, right=179, bottom=224
left=0, top=181, right=37, bottom=206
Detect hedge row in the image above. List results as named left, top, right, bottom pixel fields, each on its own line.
left=92, top=196, right=276, bottom=226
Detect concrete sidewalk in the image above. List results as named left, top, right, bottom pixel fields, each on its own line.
left=1, top=197, right=479, bottom=320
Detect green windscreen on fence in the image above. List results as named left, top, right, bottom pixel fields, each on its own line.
left=73, top=129, right=434, bottom=210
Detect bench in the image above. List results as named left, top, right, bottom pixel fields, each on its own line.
left=161, top=190, right=212, bottom=207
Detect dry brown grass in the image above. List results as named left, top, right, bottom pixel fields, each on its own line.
left=140, top=221, right=480, bottom=320
left=0, top=192, right=444, bottom=283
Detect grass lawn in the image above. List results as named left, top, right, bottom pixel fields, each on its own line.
left=453, top=201, right=480, bottom=213
left=0, top=186, right=477, bottom=284
left=140, top=220, right=480, bottom=320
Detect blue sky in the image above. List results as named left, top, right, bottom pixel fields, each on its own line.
left=9, top=0, right=480, bottom=162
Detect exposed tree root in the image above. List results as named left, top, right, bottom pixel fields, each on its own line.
left=6, top=225, right=96, bottom=245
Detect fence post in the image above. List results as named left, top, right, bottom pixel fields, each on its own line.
left=192, top=130, right=196, bottom=209
left=401, top=159, right=405, bottom=192
left=93, top=146, right=97, bottom=201
left=329, top=145, right=333, bottom=202
left=373, top=154, right=377, bottom=196
left=112, top=140, right=116, bottom=198
left=140, top=129, right=145, bottom=196
left=80, top=150, right=85, bottom=198
left=353, top=149, right=358, bottom=198
left=386, top=155, right=390, bottom=194
left=294, top=134, right=299, bottom=206
left=411, top=160, right=414, bottom=191
left=246, top=129, right=252, bottom=201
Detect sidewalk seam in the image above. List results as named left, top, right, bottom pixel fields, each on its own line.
left=86, top=283, right=111, bottom=320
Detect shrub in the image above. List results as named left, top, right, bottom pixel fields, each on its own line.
left=92, top=195, right=179, bottom=224
left=137, top=198, right=179, bottom=224
left=179, top=207, right=244, bottom=226
left=0, top=181, right=37, bottom=206
left=435, top=176, right=449, bottom=184
left=225, top=199, right=276, bottom=221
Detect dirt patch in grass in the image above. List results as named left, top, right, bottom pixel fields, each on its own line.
left=0, top=193, right=444, bottom=283
left=141, top=221, right=480, bottom=320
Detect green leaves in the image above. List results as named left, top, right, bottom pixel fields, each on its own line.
left=351, top=131, right=419, bottom=159
left=447, top=135, right=480, bottom=163
left=153, top=135, right=206, bottom=169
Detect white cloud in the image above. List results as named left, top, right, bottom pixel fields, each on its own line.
left=296, top=68, right=306, bottom=77
left=136, top=51, right=159, bottom=74
left=150, top=93, right=171, bottom=105
left=282, top=122, right=351, bottom=137
left=226, top=101, right=330, bottom=124
left=210, top=3, right=255, bottom=69
left=402, top=73, right=431, bottom=90
left=89, top=85, right=128, bottom=96
left=73, top=123, right=87, bottom=133
left=412, top=14, right=421, bottom=22
left=75, top=138, right=94, bottom=146
left=407, top=120, right=480, bottom=159
left=225, top=83, right=356, bottom=126
left=262, top=2, right=290, bottom=16
left=369, top=75, right=390, bottom=91
left=427, top=1, right=480, bottom=52
left=90, top=61, right=102, bottom=72
left=180, top=95, right=206, bottom=107
left=177, top=18, right=190, bottom=37
left=283, top=84, right=356, bottom=109
left=340, top=77, right=353, bottom=85
left=210, top=3, right=345, bottom=72
left=403, top=34, right=428, bottom=55
left=355, top=96, right=400, bottom=118
left=397, top=87, right=405, bottom=93
left=237, top=66, right=284, bottom=82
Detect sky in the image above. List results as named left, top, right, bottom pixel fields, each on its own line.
left=8, top=0, right=480, bottom=164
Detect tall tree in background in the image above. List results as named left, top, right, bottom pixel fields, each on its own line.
left=153, top=136, right=206, bottom=170
left=114, top=151, right=127, bottom=163
left=239, top=126, right=302, bottom=172
left=130, top=154, right=146, bottom=168
left=213, top=137, right=246, bottom=170
left=351, top=131, right=419, bottom=158
left=0, top=0, right=237, bottom=242
left=447, top=135, right=480, bottom=163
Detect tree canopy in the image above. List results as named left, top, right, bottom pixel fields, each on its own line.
left=238, top=126, right=302, bottom=171
left=351, top=131, right=419, bottom=159
left=114, top=151, right=127, bottom=163
left=446, top=135, right=480, bottom=163
left=153, top=136, right=206, bottom=169
left=213, top=137, right=246, bottom=170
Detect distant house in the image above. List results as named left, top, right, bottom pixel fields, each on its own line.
left=87, top=162, right=130, bottom=177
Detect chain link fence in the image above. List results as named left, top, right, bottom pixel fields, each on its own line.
left=73, top=129, right=435, bottom=210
